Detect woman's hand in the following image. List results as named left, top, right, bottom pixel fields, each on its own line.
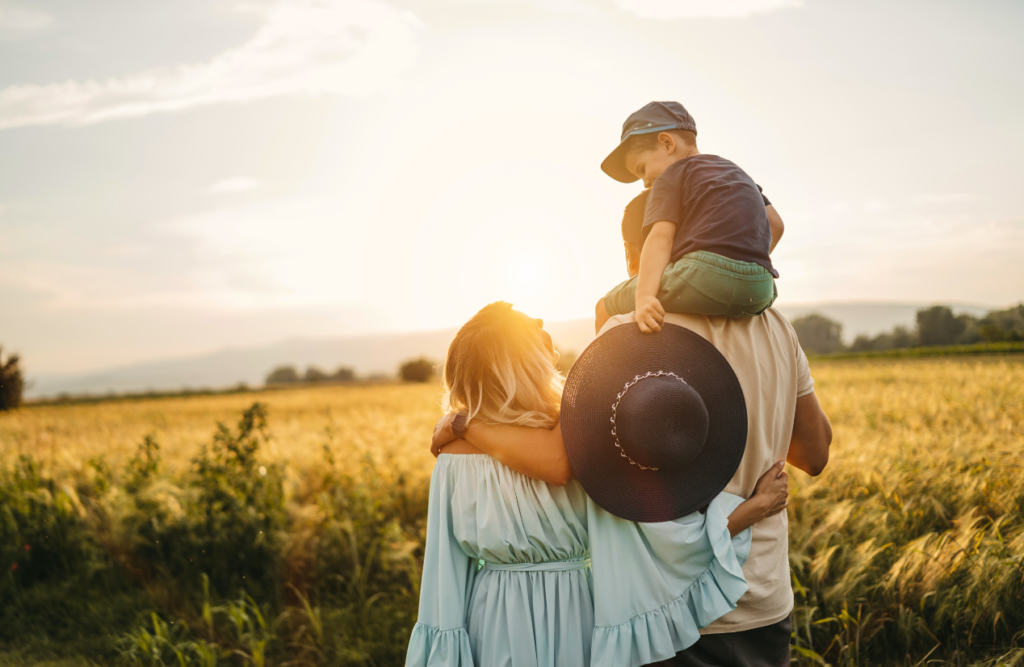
left=726, top=461, right=789, bottom=537
left=750, top=460, right=789, bottom=520
left=431, top=413, right=458, bottom=458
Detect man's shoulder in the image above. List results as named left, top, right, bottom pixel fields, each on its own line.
left=602, top=310, right=798, bottom=345
left=662, top=308, right=795, bottom=333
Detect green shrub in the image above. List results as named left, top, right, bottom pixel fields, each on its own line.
left=398, top=358, right=435, bottom=383
left=0, top=346, right=24, bottom=411
left=126, top=404, right=286, bottom=603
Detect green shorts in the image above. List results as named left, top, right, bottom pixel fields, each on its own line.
left=603, top=250, right=777, bottom=319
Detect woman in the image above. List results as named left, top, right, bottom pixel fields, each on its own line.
left=406, top=301, right=787, bottom=667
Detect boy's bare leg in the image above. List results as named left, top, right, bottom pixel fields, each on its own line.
left=595, top=298, right=611, bottom=334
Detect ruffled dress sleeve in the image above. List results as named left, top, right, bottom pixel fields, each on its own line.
left=588, top=492, right=753, bottom=667
left=406, top=457, right=477, bottom=667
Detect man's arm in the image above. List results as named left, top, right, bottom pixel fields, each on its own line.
left=635, top=221, right=674, bottom=333
left=787, top=392, right=832, bottom=475
left=766, top=204, right=784, bottom=253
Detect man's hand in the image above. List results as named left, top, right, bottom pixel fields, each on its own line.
left=431, top=413, right=458, bottom=458
left=636, top=294, right=665, bottom=333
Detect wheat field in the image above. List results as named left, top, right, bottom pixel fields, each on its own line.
left=2, top=356, right=1024, bottom=666
left=0, top=383, right=442, bottom=482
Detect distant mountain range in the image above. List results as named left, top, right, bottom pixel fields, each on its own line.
left=25, top=301, right=994, bottom=399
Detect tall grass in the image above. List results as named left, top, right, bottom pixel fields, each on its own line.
left=789, top=357, right=1024, bottom=665
left=1, top=359, right=1023, bottom=665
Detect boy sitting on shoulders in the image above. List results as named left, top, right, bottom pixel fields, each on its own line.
left=597, top=101, right=785, bottom=333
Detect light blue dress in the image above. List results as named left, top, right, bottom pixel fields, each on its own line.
left=406, top=454, right=752, bottom=667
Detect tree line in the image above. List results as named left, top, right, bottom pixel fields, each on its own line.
left=265, top=347, right=581, bottom=389
left=5, top=307, right=1017, bottom=412
left=792, top=303, right=1024, bottom=355
left=264, top=357, right=437, bottom=386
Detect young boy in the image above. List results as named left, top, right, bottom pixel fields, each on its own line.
left=598, top=101, right=785, bottom=333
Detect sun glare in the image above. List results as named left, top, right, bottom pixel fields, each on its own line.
left=515, top=262, right=539, bottom=286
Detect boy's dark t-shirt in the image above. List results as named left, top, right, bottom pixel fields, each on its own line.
left=643, top=154, right=778, bottom=278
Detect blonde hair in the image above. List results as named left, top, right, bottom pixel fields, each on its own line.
left=441, top=302, right=563, bottom=429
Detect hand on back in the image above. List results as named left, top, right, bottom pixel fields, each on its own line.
left=431, top=413, right=458, bottom=458
left=751, top=461, right=789, bottom=520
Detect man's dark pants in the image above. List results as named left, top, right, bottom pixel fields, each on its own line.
left=653, top=615, right=791, bottom=667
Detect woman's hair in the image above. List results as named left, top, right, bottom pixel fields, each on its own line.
left=441, top=301, right=563, bottom=429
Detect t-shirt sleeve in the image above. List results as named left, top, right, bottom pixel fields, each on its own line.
left=756, top=184, right=771, bottom=207
left=795, top=342, right=815, bottom=397
left=643, top=169, right=684, bottom=230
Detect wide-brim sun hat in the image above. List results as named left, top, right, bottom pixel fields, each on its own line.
left=561, top=322, right=747, bottom=522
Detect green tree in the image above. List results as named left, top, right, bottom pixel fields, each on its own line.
left=0, top=347, right=24, bottom=411
left=331, top=366, right=356, bottom=381
left=791, top=314, right=844, bottom=355
left=916, top=306, right=965, bottom=346
left=851, top=325, right=917, bottom=352
left=304, top=366, right=330, bottom=382
left=978, top=304, right=1024, bottom=342
left=399, top=358, right=435, bottom=383
left=265, top=365, right=299, bottom=384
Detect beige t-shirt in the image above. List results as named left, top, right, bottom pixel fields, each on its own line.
left=600, top=308, right=815, bottom=634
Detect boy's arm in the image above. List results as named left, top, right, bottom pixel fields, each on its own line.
left=635, top=221, right=674, bottom=333
left=767, top=204, right=784, bottom=253
left=431, top=414, right=573, bottom=485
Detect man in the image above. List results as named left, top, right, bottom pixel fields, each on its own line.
left=617, top=310, right=832, bottom=666
left=433, top=307, right=831, bottom=666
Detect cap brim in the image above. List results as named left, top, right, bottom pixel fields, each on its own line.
left=601, top=124, right=681, bottom=183
left=601, top=139, right=640, bottom=184
left=561, top=323, right=748, bottom=522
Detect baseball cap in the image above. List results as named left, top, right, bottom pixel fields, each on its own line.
left=601, top=101, right=697, bottom=183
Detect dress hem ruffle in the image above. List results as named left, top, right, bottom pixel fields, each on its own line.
left=590, top=503, right=751, bottom=667
left=405, top=623, right=475, bottom=667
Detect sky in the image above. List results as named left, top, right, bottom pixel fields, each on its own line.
left=1, top=0, right=1023, bottom=376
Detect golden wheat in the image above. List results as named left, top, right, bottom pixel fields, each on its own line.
left=0, top=383, right=442, bottom=485
left=3, top=356, right=1024, bottom=664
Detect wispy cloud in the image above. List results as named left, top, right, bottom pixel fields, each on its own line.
left=207, top=176, right=261, bottom=194
left=612, top=0, right=802, bottom=19
left=0, top=3, right=52, bottom=36
left=0, top=0, right=421, bottom=130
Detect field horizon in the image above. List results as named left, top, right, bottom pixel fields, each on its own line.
left=24, top=300, right=998, bottom=400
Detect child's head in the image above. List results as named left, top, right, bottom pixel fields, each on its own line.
left=621, top=190, right=648, bottom=277
left=442, top=301, right=563, bottom=429
left=601, top=101, right=699, bottom=186
left=623, top=129, right=697, bottom=187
